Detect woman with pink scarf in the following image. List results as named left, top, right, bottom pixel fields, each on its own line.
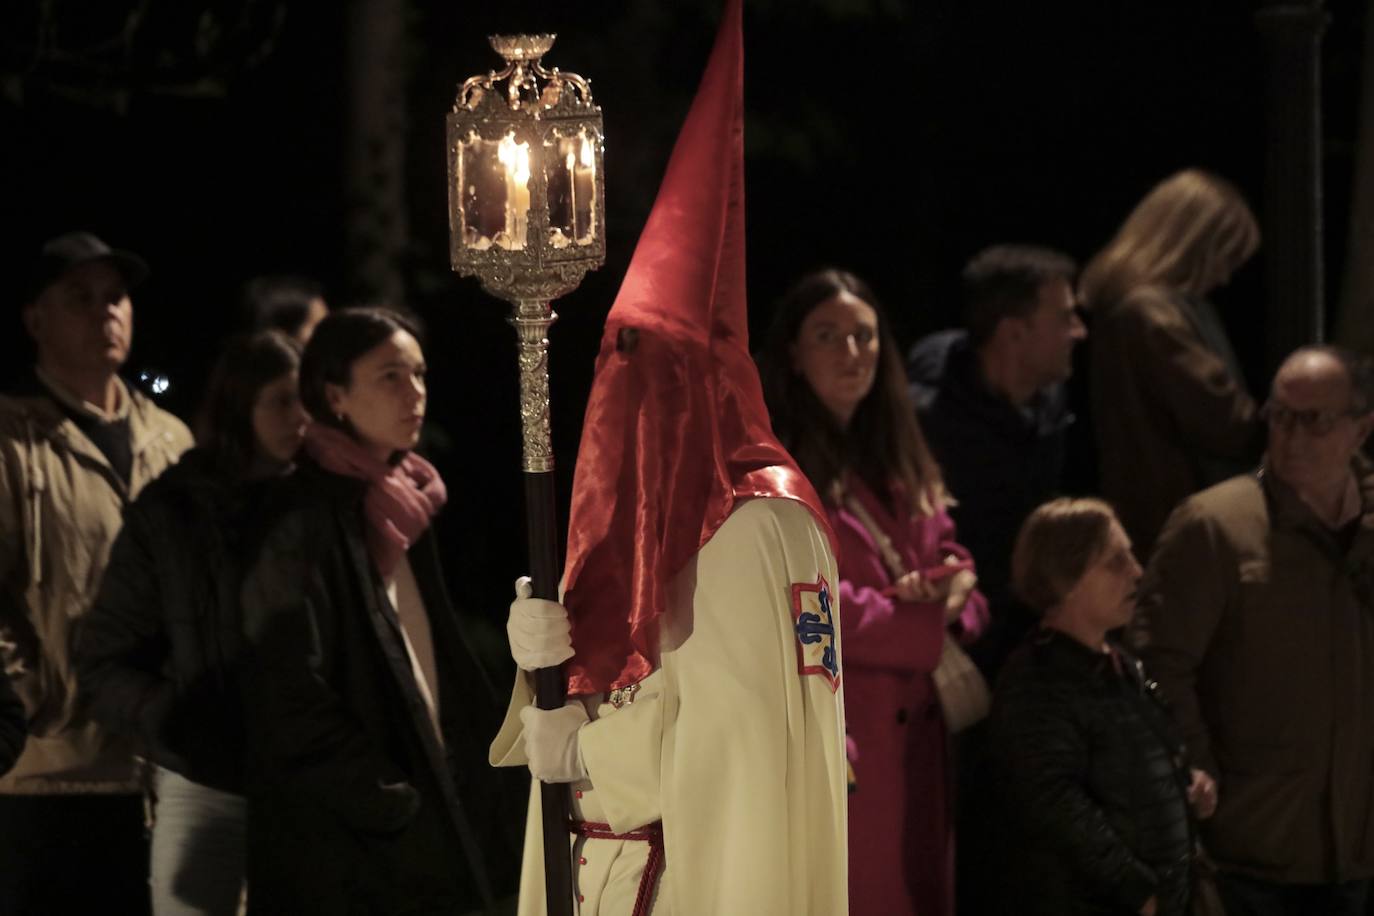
left=239, top=308, right=519, bottom=915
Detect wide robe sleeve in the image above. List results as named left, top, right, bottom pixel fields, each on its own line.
left=495, top=498, right=848, bottom=915
left=656, top=497, right=848, bottom=914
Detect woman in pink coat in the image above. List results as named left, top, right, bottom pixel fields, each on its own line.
left=759, top=269, right=988, bottom=916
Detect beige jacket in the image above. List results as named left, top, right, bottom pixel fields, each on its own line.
left=493, top=498, right=850, bottom=914
left=0, top=379, right=193, bottom=793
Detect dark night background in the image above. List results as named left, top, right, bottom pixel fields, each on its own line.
left=1, top=0, right=1367, bottom=623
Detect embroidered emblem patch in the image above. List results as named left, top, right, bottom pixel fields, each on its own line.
left=791, top=575, right=840, bottom=692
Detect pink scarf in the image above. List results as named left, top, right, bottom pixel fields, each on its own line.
left=303, top=423, right=448, bottom=578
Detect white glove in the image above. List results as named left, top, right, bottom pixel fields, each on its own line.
left=519, top=701, right=589, bottom=783
left=507, top=576, right=575, bottom=672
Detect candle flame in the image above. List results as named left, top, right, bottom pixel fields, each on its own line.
left=498, top=133, right=531, bottom=185
left=579, top=139, right=595, bottom=169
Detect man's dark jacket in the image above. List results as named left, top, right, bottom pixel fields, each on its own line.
left=239, top=459, right=521, bottom=915
left=0, top=671, right=22, bottom=776
left=908, top=329, right=1072, bottom=676
left=75, top=447, right=273, bottom=793
left=1137, top=462, right=1374, bottom=885
left=989, top=630, right=1194, bottom=916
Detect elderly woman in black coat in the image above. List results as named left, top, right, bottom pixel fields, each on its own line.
left=989, top=498, right=1215, bottom=916
left=238, top=308, right=519, bottom=915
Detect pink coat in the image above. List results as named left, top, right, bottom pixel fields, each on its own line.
left=829, top=476, right=988, bottom=916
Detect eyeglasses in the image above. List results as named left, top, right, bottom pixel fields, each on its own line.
left=1259, top=400, right=1362, bottom=436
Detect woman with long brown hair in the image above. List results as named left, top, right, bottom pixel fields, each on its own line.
left=238, top=308, right=519, bottom=914
left=1080, top=169, right=1264, bottom=556
left=758, top=268, right=988, bottom=916
left=77, top=330, right=308, bottom=915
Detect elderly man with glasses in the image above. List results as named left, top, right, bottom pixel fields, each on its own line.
left=1134, top=345, right=1374, bottom=916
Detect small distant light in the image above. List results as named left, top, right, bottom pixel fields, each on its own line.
left=151, top=375, right=170, bottom=395
left=138, top=371, right=150, bottom=382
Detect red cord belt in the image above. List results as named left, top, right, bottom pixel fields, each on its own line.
left=568, top=820, right=664, bottom=915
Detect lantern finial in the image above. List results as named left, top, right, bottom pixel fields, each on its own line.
left=456, top=33, right=592, bottom=114
left=447, top=32, right=605, bottom=297
left=489, top=34, right=556, bottom=63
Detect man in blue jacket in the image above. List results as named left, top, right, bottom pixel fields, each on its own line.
left=908, top=244, right=1083, bottom=679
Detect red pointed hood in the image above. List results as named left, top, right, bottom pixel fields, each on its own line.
left=560, top=0, right=835, bottom=695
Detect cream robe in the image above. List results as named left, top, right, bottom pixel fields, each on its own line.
left=491, top=497, right=849, bottom=915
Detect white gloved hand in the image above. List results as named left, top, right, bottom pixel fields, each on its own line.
left=519, top=701, right=589, bottom=784
left=507, top=576, right=575, bottom=672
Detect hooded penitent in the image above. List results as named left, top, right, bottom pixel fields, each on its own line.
left=560, top=0, right=834, bottom=696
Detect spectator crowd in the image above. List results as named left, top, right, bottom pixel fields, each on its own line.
left=1, top=165, right=1372, bottom=916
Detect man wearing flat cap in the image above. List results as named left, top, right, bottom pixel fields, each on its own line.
left=0, top=232, right=193, bottom=914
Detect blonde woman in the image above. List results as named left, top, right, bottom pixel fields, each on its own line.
left=1080, top=169, right=1264, bottom=556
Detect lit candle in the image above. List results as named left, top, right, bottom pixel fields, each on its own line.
left=497, top=134, right=531, bottom=249
left=566, top=150, right=577, bottom=240
left=511, top=142, right=530, bottom=248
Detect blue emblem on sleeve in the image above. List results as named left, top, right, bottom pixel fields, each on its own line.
left=791, top=576, right=840, bottom=692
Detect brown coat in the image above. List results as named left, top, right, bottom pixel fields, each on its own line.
left=0, top=382, right=193, bottom=793
left=1089, top=286, right=1262, bottom=557
left=1136, top=464, right=1374, bottom=884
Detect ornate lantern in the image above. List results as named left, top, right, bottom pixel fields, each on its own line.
left=448, top=34, right=604, bottom=279
left=446, top=34, right=604, bottom=916
left=448, top=36, right=605, bottom=473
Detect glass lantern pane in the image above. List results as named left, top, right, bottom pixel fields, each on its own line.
left=457, top=130, right=531, bottom=251
left=546, top=142, right=574, bottom=249
left=457, top=131, right=501, bottom=250
left=572, top=130, right=598, bottom=245
left=546, top=128, right=598, bottom=249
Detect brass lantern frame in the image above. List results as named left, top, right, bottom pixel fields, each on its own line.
left=447, top=34, right=606, bottom=305
left=446, top=35, right=605, bottom=478
left=445, top=34, right=605, bottom=916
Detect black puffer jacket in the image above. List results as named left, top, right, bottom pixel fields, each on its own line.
left=989, top=629, right=1194, bottom=916
left=75, top=447, right=281, bottom=792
